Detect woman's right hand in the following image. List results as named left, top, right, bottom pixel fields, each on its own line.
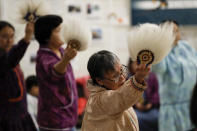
left=53, top=43, right=77, bottom=74
left=134, top=63, right=151, bottom=83
left=24, top=21, right=34, bottom=43
left=63, top=43, right=77, bottom=62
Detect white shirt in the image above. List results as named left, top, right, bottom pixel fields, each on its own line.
left=27, top=94, right=39, bottom=130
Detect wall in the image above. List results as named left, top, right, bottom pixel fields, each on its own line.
left=0, top=0, right=4, bottom=19
left=1, top=0, right=197, bottom=79
left=1, top=0, right=131, bottom=78
left=132, top=0, right=197, bottom=25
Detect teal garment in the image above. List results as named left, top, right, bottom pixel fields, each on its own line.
left=152, top=40, right=197, bottom=131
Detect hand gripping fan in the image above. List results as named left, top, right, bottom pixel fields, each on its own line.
left=62, top=18, right=92, bottom=51
left=128, top=22, right=175, bottom=65
left=15, top=0, right=50, bottom=23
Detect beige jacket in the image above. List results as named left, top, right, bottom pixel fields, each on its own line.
left=81, top=77, right=145, bottom=131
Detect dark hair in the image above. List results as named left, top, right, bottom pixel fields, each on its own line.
left=190, top=83, right=197, bottom=129
left=0, top=21, right=15, bottom=32
left=25, top=75, right=38, bottom=93
left=161, top=19, right=179, bottom=26
left=87, top=50, right=119, bottom=84
left=34, top=15, right=63, bottom=45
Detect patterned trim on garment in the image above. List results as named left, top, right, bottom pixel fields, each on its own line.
left=131, top=76, right=146, bottom=91
left=8, top=67, right=24, bottom=102
left=39, top=125, right=72, bottom=131
left=161, top=100, right=190, bottom=106
left=127, top=110, right=138, bottom=131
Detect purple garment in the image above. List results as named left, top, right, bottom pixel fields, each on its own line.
left=36, top=47, right=78, bottom=130
left=145, top=72, right=160, bottom=107
left=0, top=39, right=36, bottom=131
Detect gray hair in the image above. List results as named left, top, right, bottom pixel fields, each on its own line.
left=87, top=50, right=120, bottom=84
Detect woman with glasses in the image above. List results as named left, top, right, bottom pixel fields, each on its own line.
left=0, top=21, right=36, bottom=131
left=81, top=50, right=151, bottom=131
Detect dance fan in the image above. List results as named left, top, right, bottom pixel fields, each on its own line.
left=62, top=18, right=92, bottom=51
left=128, top=22, right=175, bottom=65
left=14, top=0, right=50, bottom=23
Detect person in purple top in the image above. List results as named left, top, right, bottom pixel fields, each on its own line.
left=0, top=21, right=36, bottom=131
left=128, top=58, right=160, bottom=131
left=34, top=15, right=78, bottom=131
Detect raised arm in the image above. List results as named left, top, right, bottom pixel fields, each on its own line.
left=0, top=22, right=34, bottom=74
left=90, top=64, right=150, bottom=115
left=53, top=41, right=77, bottom=75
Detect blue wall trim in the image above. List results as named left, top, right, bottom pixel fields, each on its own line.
left=132, top=8, right=197, bottom=25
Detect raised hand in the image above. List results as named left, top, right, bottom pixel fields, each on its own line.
left=63, top=43, right=77, bottom=62
left=24, top=21, right=34, bottom=43
left=134, top=63, right=151, bottom=83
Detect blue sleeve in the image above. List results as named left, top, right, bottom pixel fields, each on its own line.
left=181, top=40, right=197, bottom=57
left=152, top=59, right=167, bottom=75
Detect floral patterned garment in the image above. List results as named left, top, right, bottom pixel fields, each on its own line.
left=152, top=40, right=197, bottom=131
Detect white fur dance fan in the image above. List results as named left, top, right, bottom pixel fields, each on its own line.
left=14, top=0, right=51, bottom=23
left=62, top=18, right=92, bottom=51
left=128, top=22, right=175, bottom=65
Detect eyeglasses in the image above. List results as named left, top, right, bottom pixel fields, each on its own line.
left=103, top=65, right=129, bottom=83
